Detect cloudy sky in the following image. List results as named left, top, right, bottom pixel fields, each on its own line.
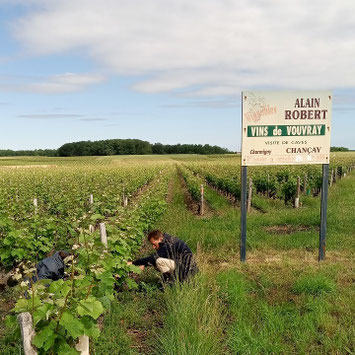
left=1, top=0, right=355, bottom=151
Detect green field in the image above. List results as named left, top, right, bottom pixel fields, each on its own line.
left=1, top=154, right=354, bottom=354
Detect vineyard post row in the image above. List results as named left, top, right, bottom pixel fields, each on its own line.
left=182, top=159, right=355, bottom=208
left=200, top=184, right=204, bottom=216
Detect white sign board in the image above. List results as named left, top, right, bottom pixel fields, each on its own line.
left=241, top=91, right=332, bottom=166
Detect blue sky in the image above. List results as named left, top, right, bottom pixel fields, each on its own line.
left=1, top=0, right=355, bottom=151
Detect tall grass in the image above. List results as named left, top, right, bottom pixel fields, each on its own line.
left=155, top=273, right=226, bottom=355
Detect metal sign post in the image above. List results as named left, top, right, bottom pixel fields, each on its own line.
left=319, top=163, right=329, bottom=261
left=240, top=166, right=247, bottom=262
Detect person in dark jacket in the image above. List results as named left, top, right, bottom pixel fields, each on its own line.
left=7, top=251, right=71, bottom=287
left=33, top=251, right=70, bottom=282
left=128, top=230, right=198, bottom=283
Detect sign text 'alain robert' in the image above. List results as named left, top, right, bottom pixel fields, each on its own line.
left=285, top=97, right=329, bottom=120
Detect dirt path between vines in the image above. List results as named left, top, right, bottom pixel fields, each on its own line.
left=166, top=175, right=174, bottom=204
left=177, top=171, right=214, bottom=217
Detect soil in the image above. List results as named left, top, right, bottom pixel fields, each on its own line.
left=0, top=270, right=12, bottom=292
left=177, top=171, right=214, bottom=217
left=130, top=180, right=154, bottom=204
left=126, top=297, right=164, bottom=354
left=178, top=172, right=200, bottom=214
left=127, top=328, right=150, bottom=353
left=207, top=183, right=240, bottom=207
left=166, top=176, right=174, bottom=204
left=97, top=314, right=104, bottom=331
left=0, top=271, right=16, bottom=330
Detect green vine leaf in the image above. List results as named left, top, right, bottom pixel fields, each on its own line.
left=90, top=214, right=105, bottom=221
left=76, top=297, right=104, bottom=320
left=33, top=303, right=53, bottom=325
left=128, top=264, right=143, bottom=274
left=32, top=320, right=57, bottom=351
left=59, top=312, right=85, bottom=339
left=80, top=316, right=101, bottom=339
left=57, top=342, right=79, bottom=355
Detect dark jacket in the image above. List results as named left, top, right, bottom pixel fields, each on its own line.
left=133, top=233, right=198, bottom=281
left=23, top=252, right=66, bottom=298
left=35, top=252, right=65, bottom=281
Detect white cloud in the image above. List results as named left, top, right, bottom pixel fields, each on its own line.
left=9, top=0, right=355, bottom=96
left=0, top=73, right=106, bottom=93
left=162, top=98, right=239, bottom=109
left=79, top=118, right=107, bottom=122
left=26, top=73, right=106, bottom=93
left=17, top=113, right=109, bottom=122
left=18, top=113, right=83, bottom=119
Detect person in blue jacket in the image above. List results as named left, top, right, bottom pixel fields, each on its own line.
left=7, top=251, right=71, bottom=287
left=33, top=251, right=71, bottom=282
left=128, top=230, right=198, bottom=283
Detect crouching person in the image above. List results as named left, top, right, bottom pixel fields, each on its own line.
left=33, top=251, right=71, bottom=282
left=128, top=230, right=198, bottom=284
left=7, top=251, right=71, bottom=288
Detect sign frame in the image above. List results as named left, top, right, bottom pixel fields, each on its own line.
left=241, top=91, right=332, bottom=166
left=240, top=91, right=332, bottom=262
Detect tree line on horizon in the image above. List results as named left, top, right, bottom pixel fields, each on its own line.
left=0, top=141, right=351, bottom=157
left=0, top=149, right=58, bottom=157
left=57, top=139, right=230, bottom=156
left=330, top=146, right=350, bottom=152
left=0, top=139, right=231, bottom=157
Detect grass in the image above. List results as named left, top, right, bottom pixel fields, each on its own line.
left=93, top=269, right=165, bottom=354
left=150, top=168, right=355, bottom=354
left=292, top=273, right=336, bottom=295
left=92, top=298, right=138, bottom=355
left=155, top=274, right=226, bottom=355
left=215, top=265, right=354, bottom=354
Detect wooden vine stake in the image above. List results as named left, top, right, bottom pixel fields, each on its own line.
left=33, top=198, right=38, bottom=214
left=200, top=184, right=204, bottom=216
left=122, top=187, right=128, bottom=207
left=295, top=176, right=301, bottom=208
left=89, top=194, right=94, bottom=205
left=303, top=174, right=307, bottom=193
left=89, top=224, right=95, bottom=234
left=330, top=169, right=334, bottom=187
left=18, top=312, right=37, bottom=355
left=247, top=178, right=252, bottom=213
left=99, top=223, right=108, bottom=247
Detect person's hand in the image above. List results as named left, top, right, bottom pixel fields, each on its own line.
left=127, top=261, right=144, bottom=271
